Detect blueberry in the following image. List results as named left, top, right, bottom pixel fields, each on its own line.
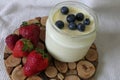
left=77, top=23, right=86, bottom=31
left=84, top=18, right=90, bottom=25
left=67, top=14, right=76, bottom=23
left=68, top=22, right=77, bottom=30
left=55, top=20, right=64, bottom=29
left=61, top=6, right=69, bottom=15
left=76, top=13, right=84, bottom=21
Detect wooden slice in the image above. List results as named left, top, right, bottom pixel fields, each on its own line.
left=41, top=16, right=48, bottom=26
left=77, top=61, right=95, bottom=79
left=22, top=57, right=27, bottom=65
left=45, top=66, right=58, bottom=78
left=54, top=60, right=68, bottom=73
left=68, top=62, right=76, bottom=70
left=85, top=49, right=98, bottom=62
left=65, top=75, right=80, bottom=80
left=11, top=65, right=26, bottom=80
left=36, top=42, right=45, bottom=50
left=57, top=73, right=64, bottom=80
left=66, top=69, right=78, bottom=76
left=27, top=75, right=43, bottom=80
left=13, top=28, right=19, bottom=35
left=39, top=27, right=46, bottom=42
left=5, top=55, right=21, bottom=67
left=6, top=67, right=14, bottom=75
left=4, top=46, right=12, bottom=54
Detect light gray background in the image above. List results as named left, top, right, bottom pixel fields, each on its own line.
left=0, top=0, right=120, bottom=80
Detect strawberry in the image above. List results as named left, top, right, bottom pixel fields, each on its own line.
left=19, top=24, right=40, bottom=46
left=5, top=34, right=20, bottom=50
left=13, top=39, right=34, bottom=58
left=23, top=49, right=49, bottom=77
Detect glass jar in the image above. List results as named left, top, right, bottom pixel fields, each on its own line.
left=45, top=1, right=98, bottom=62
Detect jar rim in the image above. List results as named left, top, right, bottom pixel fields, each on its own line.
left=49, top=1, right=98, bottom=38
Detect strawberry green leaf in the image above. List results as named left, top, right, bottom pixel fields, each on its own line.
left=35, top=48, right=48, bottom=58
left=22, top=39, right=34, bottom=52
left=22, top=21, right=28, bottom=26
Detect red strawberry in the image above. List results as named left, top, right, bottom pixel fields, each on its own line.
left=23, top=49, right=49, bottom=77
left=13, top=39, right=34, bottom=58
left=19, top=24, right=40, bottom=46
left=5, top=34, right=20, bottom=50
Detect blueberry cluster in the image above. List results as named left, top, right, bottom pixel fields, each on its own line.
left=55, top=6, right=91, bottom=32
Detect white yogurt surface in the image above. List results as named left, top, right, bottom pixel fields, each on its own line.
left=53, top=6, right=95, bottom=36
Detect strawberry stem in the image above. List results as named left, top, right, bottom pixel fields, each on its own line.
left=22, top=39, right=34, bottom=52
left=22, top=21, right=28, bottom=26
left=35, top=48, right=48, bottom=58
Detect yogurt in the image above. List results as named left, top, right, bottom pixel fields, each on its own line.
left=45, top=1, right=97, bottom=62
